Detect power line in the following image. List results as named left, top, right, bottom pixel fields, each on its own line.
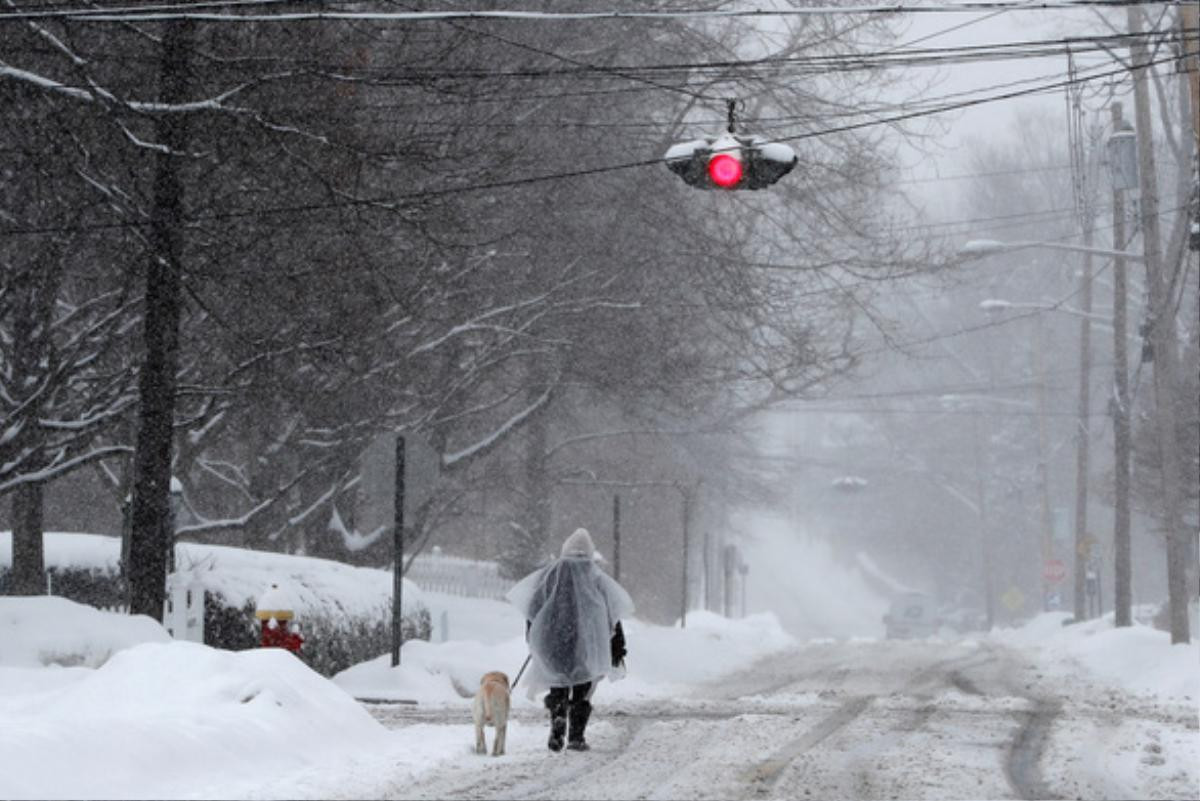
left=13, top=28, right=1174, bottom=81
left=0, top=52, right=1182, bottom=237
left=1, top=0, right=1187, bottom=23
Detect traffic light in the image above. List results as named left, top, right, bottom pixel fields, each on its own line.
left=664, top=133, right=797, bottom=191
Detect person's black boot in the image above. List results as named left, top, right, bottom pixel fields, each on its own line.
left=545, top=693, right=567, bottom=752
left=566, top=700, right=592, bottom=751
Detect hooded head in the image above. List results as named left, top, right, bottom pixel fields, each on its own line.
left=560, top=528, right=595, bottom=559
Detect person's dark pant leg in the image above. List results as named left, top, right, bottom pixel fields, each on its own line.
left=567, top=682, right=593, bottom=751
left=545, top=687, right=569, bottom=751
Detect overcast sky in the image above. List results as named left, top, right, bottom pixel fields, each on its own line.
left=892, top=6, right=1126, bottom=219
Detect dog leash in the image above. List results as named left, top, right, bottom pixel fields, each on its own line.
left=511, top=654, right=532, bottom=690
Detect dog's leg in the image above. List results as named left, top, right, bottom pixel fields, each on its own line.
left=492, top=704, right=508, bottom=756
left=472, top=699, right=487, bottom=755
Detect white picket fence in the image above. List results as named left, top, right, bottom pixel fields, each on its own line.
left=406, top=551, right=512, bottom=601
left=98, top=576, right=205, bottom=643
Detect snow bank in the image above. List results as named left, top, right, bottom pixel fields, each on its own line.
left=0, top=596, right=464, bottom=800
left=334, top=607, right=796, bottom=705
left=0, top=596, right=168, bottom=669
left=0, top=600, right=400, bottom=799
left=991, top=612, right=1199, bottom=702
left=337, top=636, right=528, bottom=704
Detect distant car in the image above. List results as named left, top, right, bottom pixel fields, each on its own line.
left=937, top=605, right=985, bottom=634
left=883, top=592, right=940, bottom=639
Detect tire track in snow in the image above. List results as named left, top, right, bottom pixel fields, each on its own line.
left=743, top=695, right=873, bottom=794
left=1005, top=703, right=1063, bottom=801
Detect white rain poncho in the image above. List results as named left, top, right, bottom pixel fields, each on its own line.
left=507, top=529, right=635, bottom=691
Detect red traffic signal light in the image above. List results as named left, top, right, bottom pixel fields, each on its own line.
left=707, top=153, right=744, bottom=188
left=665, top=134, right=796, bottom=191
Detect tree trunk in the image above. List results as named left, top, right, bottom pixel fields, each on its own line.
left=8, top=481, right=46, bottom=595
left=127, top=17, right=191, bottom=620
left=1128, top=6, right=1190, bottom=643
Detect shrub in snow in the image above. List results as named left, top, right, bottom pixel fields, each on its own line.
left=202, top=591, right=431, bottom=676
left=301, top=603, right=432, bottom=677
left=2, top=562, right=430, bottom=676
left=203, top=594, right=260, bottom=652
left=0, top=564, right=123, bottom=609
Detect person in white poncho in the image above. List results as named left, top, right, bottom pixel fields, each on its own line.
left=506, top=528, right=634, bottom=752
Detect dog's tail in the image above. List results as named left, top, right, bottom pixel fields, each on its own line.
left=482, top=685, right=494, bottom=723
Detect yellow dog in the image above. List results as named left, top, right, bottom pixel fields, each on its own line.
left=472, top=671, right=510, bottom=756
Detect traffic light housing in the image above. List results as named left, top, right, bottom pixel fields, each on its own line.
left=664, top=134, right=797, bottom=191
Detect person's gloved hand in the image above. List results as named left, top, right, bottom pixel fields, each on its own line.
left=525, top=620, right=531, bottom=643
left=610, top=621, right=627, bottom=667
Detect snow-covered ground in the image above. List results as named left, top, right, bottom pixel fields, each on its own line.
left=0, top=593, right=802, bottom=800
left=335, top=604, right=796, bottom=706
left=2, top=529, right=1196, bottom=800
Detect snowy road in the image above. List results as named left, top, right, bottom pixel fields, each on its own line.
left=365, top=640, right=1199, bottom=801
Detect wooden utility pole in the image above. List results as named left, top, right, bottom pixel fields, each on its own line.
left=612, top=493, right=621, bottom=582
left=127, top=15, right=191, bottom=620
left=971, top=414, right=996, bottom=630
left=392, top=435, right=405, bottom=667
left=1072, top=222, right=1094, bottom=621
left=1033, top=315, right=1058, bottom=609
left=1109, top=103, right=1134, bottom=628
left=1067, top=73, right=1097, bottom=621
left=679, top=486, right=691, bottom=628
left=1128, top=6, right=1190, bottom=643
left=1181, top=4, right=1200, bottom=154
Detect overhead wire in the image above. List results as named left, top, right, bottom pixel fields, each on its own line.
left=10, top=29, right=1176, bottom=82
left=0, top=0, right=1188, bottom=23
left=2, top=48, right=1183, bottom=239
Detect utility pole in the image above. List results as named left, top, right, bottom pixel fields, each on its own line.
left=127, top=14, right=192, bottom=620
left=1181, top=3, right=1200, bottom=154
left=1071, top=225, right=1094, bottom=621
left=679, top=486, right=691, bottom=628
left=1033, top=314, right=1057, bottom=610
left=971, top=415, right=996, bottom=630
left=612, top=494, right=621, bottom=582
left=1067, top=66, right=1097, bottom=621
left=391, top=435, right=405, bottom=667
left=720, top=544, right=729, bottom=618
left=1128, top=6, right=1191, bottom=644
left=1107, top=102, right=1135, bottom=628
left=702, top=528, right=711, bottom=612
left=738, top=562, right=749, bottom=618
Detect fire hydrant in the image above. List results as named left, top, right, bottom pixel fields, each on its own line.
left=255, top=582, right=304, bottom=654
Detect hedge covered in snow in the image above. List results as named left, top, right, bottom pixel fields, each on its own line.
left=1, top=531, right=429, bottom=675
